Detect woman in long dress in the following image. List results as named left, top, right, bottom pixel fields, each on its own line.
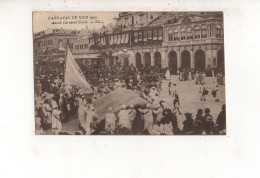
left=51, top=103, right=62, bottom=133
left=165, top=69, right=171, bottom=81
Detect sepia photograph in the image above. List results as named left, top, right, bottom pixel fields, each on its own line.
left=33, top=11, right=226, bottom=135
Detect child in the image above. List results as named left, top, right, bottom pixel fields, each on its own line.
left=200, top=83, right=208, bottom=101
left=172, top=94, right=182, bottom=115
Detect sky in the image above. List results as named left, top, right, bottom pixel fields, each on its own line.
left=33, top=11, right=119, bottom=33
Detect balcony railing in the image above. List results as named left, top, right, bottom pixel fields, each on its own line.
left=163, top=37, right=224, bottom=46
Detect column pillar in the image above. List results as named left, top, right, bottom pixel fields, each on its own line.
left=164, top=50, right=168, bottom=68
left=191, top=50, right=195, bottom=69
left=161, top=51, right=166, bottom=68
left=142, top=53, right=145, bottom=65
left=151, top=52, right=155, bottom=66
left=177, top=50, right=181, bottom=68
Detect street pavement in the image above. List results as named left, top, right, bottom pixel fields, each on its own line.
left=160, top=76, right=225, bottom=130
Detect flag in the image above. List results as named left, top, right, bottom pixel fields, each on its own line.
left=64, top=48, right=93, bottom=93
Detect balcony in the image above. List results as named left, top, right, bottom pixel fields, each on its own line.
left=162, top=37, right=224, bottom=47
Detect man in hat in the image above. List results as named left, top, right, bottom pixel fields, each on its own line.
left=216, top=104, right=226, bottom=132
left=105, top=107, right=117, bottom=134
left=203, top=108, right=214, bottom=135
left=138, top=103, right=153, bottom=134
left=194, top=109, right=204, bottom=135
left=183, top=113, right=194, bottom=134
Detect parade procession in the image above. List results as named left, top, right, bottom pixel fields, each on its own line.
left=33, top=12, right=226, bottom=135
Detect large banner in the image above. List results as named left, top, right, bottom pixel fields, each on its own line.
left=64, top=48, right=93, bottom=93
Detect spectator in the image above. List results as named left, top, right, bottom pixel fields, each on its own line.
left=216, top=104, right=226, bottom=132
left=183, top=113, right=194, bottom=134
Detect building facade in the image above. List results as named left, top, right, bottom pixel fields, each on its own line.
left=72, top=12, right=225, bottom=74
left=33, top=28, right=79, bottom=62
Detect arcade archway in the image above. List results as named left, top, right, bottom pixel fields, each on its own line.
left=217, top=48, right=225, bottom=74
left=135, top=53, right=142, bottom=67
left=168, top=51, right=177, bottom=74
left=154, top=52, right=161, bottom=67
left=144, top=52, right=151, bottom=67
left=195, top=49, right=206, bottom=72
left=181, top=50, right=191, bottom=68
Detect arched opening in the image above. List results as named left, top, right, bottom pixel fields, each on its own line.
left=181, top=50, right=191, bottom=69
left=217, top=48, right=225, bottom=74
left=154, top=52, right=161, bottom=67
left=144, top=52, right=151, bottom=67
left=123, top=58, right=129, bottom=66
left=168, top=51, right=177, bottom=75
left=135, top=53, right=142, bottom=67
left=195, top=49, right=206, bottom=72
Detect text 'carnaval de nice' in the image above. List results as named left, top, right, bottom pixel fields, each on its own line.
left=48, top=16, right=98, bottom=20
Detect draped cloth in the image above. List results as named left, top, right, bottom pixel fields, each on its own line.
left=64, top=48, right=93, bottom=93
left=94, top=88, right=148, bottom=120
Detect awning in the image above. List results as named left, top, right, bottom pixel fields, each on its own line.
left=121, top=34, right=125, bottom=43
left=125, top=33, right=129, bottom=43
left=110, top=36, right=114, bottom=45
left=114, top=35, right=117, bottom=44
left=59, top=47, right=65, bottom=51
left=73, top=54, right=100, bottom=59
left=117, top=34, right=121, bottom=44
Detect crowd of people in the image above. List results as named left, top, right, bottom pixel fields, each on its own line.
left=34, top=61, right=226, bottom=135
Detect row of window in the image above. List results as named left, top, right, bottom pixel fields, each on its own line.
left=133, top=28, right=163, bottom=42
left=168, top=25, right=223, bottom=41
left=74, top=44, right=88, bottom=50
left=72, top=25, right=223, bottom=50
left=169, top=28, right=208, bottom=41
left=79, top=28, right=163, bottom=48
left=41, top=39, right=53, bottom=47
